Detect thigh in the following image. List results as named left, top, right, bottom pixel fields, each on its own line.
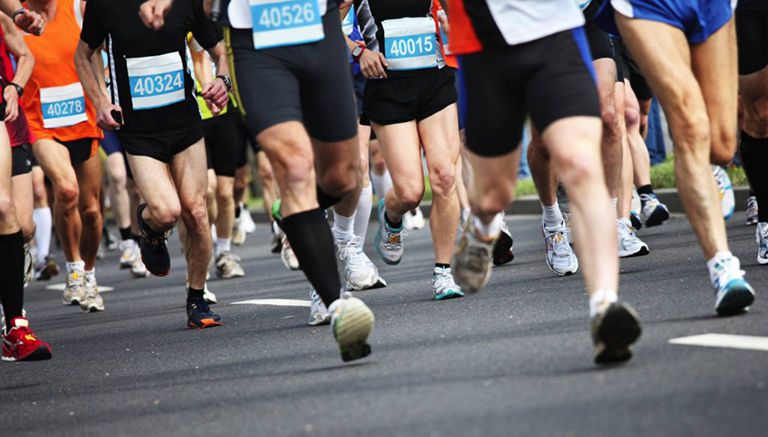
left=372, top=121, right=424, bottom=190
left=11, top=172, right=33, bottom=226
left=126, top=153, right=179, bottom=211
left=105, top=152, right=127, bottom=184
left=170, top=139, right=209, bottom=207
left=74, top=155, right=102, bottom=205
left=593, top=58, right=618, bottom=115
left=418, top=103, right=460, bottom=172
left=32, top=139, right=77, bottom=187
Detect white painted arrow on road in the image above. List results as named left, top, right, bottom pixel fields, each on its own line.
left=669, top=333, right=768, bottom=352
left=230, top=299, right=310, bottom=307
left=46, top=283, right=114, bottom=292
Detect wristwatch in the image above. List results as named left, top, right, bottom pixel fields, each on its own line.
left=216, top=75, right=232, bottom=92
left=11, top=8, right=27, bottom=22
left=351, top=43, right=366, bottom=62
left=6, top=82, right=23, bottom=97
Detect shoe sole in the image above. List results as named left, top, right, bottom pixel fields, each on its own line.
left=594, top=303, right=642, bottom=365
left=348, top=277, right=388, bottom=291
left=2, top=345, right=52, bottom=362
left=187, top=319, right=223, bottom=329
left=619, top=246, right=650, bottom=258
left=493, top=232, right=514, bottom=266
left=308, top=316, right=331, bottom=326
left=644, top=208, right=669, bottom=228
left=435, top=290, right=465, bottom=301
left=334, top=298, right=374, bottom=362
left=716, top=286, right=755, bottom=317
left=81, top=306, right=105, bottom=312
left=545, top=257, right=577, bottom=277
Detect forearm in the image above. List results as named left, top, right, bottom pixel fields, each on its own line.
left=11, top=55, right=31, bottom=87
left=75, top=44, right=107, bottom=108
left=208, top=42, right=229, bottom=78
left=0, top=0, right=22, bottom=17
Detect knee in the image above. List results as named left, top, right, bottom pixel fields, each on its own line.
left=556, top=150, right=603, bottom=190
left=0, top=194, right=15, bottom=224
left=673, top=113, right=711, bottom=159
left=215, top=184, right=233, bottom=205
left=710, top=127, right=737, bottom=166
left=601, top=106, right=620, bottom=140
left=181, top=200, right=209, bottom=233
left=394, top=183, right=425, bottom=211
left=625, top=106, right=641, bottom=132
left=151, top=202, right=181, bottom=229
left=79, top=202, right=102, bottom=226
left=55, top=181, right=80, bottom=208
left=428, top=163, right=456, bottom=198
left=319, top=164, right=359, bottom=198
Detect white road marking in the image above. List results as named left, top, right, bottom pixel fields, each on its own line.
left=46, top=283, right=114, bottom=292
left=669, top=333, right=768, bottom=352
left=230, top=299, right=311, bottom=308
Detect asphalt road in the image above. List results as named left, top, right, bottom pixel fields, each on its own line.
left=2, top=212, right=767, bottom=437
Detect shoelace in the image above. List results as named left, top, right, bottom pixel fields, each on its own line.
left=712, top=258, right=746, bottom=289
left=544, top=224, right=570, bottom=257
left=433, top=270, right=457, bottom=291
left=337, top=236, right=363, bottom=261
left=383, top=227, right=406, bottom=250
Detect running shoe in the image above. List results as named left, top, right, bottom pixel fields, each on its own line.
left=746, top=196, right=758, bottom=226
left=460, top=207, right=471, bottom=232
left=215, top=252, right=245, bottom=279
left=452, top=219, right=495, bottom=293
left=131, top=253, right=150, bottom=278
left=280, top=236, right=300, bottom=271
left=630, top=211, right=643, bottom=231
left=80, top=274, right=105, bottom=312
left=137, top=203, right=171, bottom=276
left=103, top=228, right=118, bottom=252
left=543, top=220, right=579, bottom=276
left=375, top=198, right=404, bottom=265
left=62, top=267, right=85, bottom=305
left=34, top=256, right=59, bottom=281
left=119, top=239, right=137, bottom=269
left=639, top=193, right=670, bottom=228
left=403, top=207, right=426, bottom=231
left=617, top=218, right=649, bottom=258
left=2, top=317, right=52, bottom=362
left=186, top=296, right=222, bottom=328
left=562, top=211, right=573, bottom=246
left=330, top=296, right=374, bottom=362
left=309, top=288, right=331, bottom=326
left=591, top=301, right=642, bottom=364
left=711, top=255, right=755, bottom=316
left=756, top=222, right=768, bottom=265
left=23, top=244, right=33, bottom=288
left=270, top=221, right=283, bottom=254
left=493, top=219, right=514, bottom=266
left=337, top=237, right=386, bottom=291
left=0, top=309, right=27, bottom=332
left=204, top=286, right=218, bottom=305
left=432, top=266, right=464, bottom=300
left=232, top=225, right=246, bottom=246
left=713, top=165, right=735, bottom=220
left=240, top=204, right=257, bottom=233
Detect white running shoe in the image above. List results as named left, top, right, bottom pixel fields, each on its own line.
left=130, top=254, right=150, bottom=278
left=375, top=198, right=404, bottom=265
left=215, top=252, right=245, bottom=279
left=330, top=296, right=374, bottom=362
left=232, top=225, right=246, bottom=246
left=757, top=222, right=768, bottom=265
left=308, top=288, right=330, bottom=326
left=710, top=255, right=755, bottom=316
left=617, top=218, right=649, bottom=258
left=639, top=194, right=670, bottom=228
left=403, top=207, right=426, bottom=231
left=451, top=219, right=495, bottom=293
left=713, top=165, right=735, bottom=220
left=119, top=239, right=137, bottom=269
left=543, top=220, right=578, bottom=276
left=280, top=236, right=300, bottom=271
left=337, top=237, right=386, bottom=291
left=240, top=205, right=257, bottom=234
left=80, top=275, right=104, bottom=312
left=204, top=285, right=217, bottom=304
left=432, top=266, right=464, bottom=300
left=63, top=268, right=85, bottom=305
left=746, top=196, right=758, bottom=226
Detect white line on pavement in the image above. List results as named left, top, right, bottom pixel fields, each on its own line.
left=46, top=283, right=114, bottom=292
left=669, top=333, right=768, bottom=352
left=230, top=299, right=311, bottom=307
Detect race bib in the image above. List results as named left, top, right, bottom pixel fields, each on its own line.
left=250, top=0, right=326, bottom=50
left=126, top=52, right=185, bottom=110
left=40, top=83, right=88, bottom=129
left=382, top=17, right=438, bottom=71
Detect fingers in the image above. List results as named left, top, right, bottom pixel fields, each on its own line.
left=139, top=3, right=165, bottom=30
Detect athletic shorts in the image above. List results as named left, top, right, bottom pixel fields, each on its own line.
left=611, top=37, right=653, bottom=100
left=452, top=68, right=465, bottom=131
left=736, top=0, right=768, bottom=75
left=584, top=1, right=613, bottom=61
left=364, top=67, right=457, bottom=126
left=119, top=126, right=204, bottom=163
left=204, top=110, right=249, bottom=177
left=101, top=130, right=123, bottom=156
left=57, top=137, right=99, bottom=165
left=457, top=28, right=600, bottom=157
left=597, top=0, right=733, bottom=44
left=228, top=11, right=358, bottom=143
left=351, top=66, right=366, bottom=118
left=11, top=144, right=32, bottom=176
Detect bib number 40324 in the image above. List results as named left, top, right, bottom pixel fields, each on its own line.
left=131, top=72, right=183, bottom=98
left=126, top=52, right=185, bottom=111
left=250, top=0, right=325, bottom=50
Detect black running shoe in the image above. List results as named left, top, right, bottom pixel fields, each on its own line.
left=137, top=204, right=170, bottom=277
left=187, top=297, right=223, bottom=329
left=591, top=302, right=642, bottom=365
left=492, top=223, right=514, bottom=266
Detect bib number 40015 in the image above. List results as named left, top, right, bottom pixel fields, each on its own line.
left=387, top=35, right=434, bottom=58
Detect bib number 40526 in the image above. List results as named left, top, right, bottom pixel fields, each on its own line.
left=257, top=2, right=316, bottom=29
left=250, top=0, right=325, bottom=50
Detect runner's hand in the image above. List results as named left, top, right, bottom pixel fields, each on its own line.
left=97, top=102, right=123, bottom=130
left=3, top=86, right=19, bottom=123
left=438, top=13, right=450, bottom=35
left=360, top=50, right=388, bottom=79
left=139, top=0, right=173, bottom=30
left=201, top=79, right=228, bottom=114
left=14, top=9, right=44, bottom=36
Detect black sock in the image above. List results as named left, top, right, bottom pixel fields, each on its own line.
left=384, top=211, right=402, bottom=229
left=281, top=208, right=341, bottom=307
left=435, top=263, right=450, bottom=270
left=187, top=287, right=205, bottom=299
left=132, top=233, right=141, bottom=243
left=750, top=190, right=755, bottom=197
left=316, top=186, right=341, bottom=210
left=0, top=231, right=25, bottom=331
left=119, top=227, right=133, bottom=241
left=637, top=184, right=654, bottom=197
left=740, top=131, right=768, bottom=222
left=235, top=204, right=242, bottom=218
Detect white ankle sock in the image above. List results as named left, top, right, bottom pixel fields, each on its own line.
left=472, top=214, right=503, bottom=239
left=589, top=288, right=618, bottom=318
left=215, top=238, right=232, bottom=256
left=353, top=184, right=373, bottom=248
left=541, top=201, right=564, bottom=229
left=66, top=260, right=85, bottom=273
left=33, top=207, right=52, bottom=264
left=84, top=269, right=95, bottom=282
left=707, top=250, right=734, bottom=284
left=333, top=210, right=356, bottom=242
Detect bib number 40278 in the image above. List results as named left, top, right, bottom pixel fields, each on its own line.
left=39, top=82, right=88, bottom=129
left=250, top=0, right=325, bottom=50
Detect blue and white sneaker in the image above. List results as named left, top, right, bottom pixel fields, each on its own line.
left=711, top=256, right=755, bottom=316
left=756, top=222, right=768, bottom=265
left=308, top=288, right=331, bottom=326
left=432, top=266, right=464, bottom=301
left=375, top=198, right=404, bottom=265
left=639, top=194, right=670, bottom=228
left=712, top=166, right=735, bottom=221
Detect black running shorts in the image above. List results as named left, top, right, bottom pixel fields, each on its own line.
left=55, top=137, right=98, bottom=166
left=736, top=0, right=768, bottom=75
left=228, top=11, right=358, bottom=143
left=612, top=37, right=653, bottom=101
left=364, top=67, right=457, bottom=126
left=119, top=126, right=204, bottom=163
left=11, top=144, right=32, bottom=176
left=584, top=1, right=613, bottom=61
left=457, top=28, right=601, bottom=157
left=204, top=110, right=249, bottom=177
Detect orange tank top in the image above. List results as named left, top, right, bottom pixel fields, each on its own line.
left=23, top=0, right=102, bottom=142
